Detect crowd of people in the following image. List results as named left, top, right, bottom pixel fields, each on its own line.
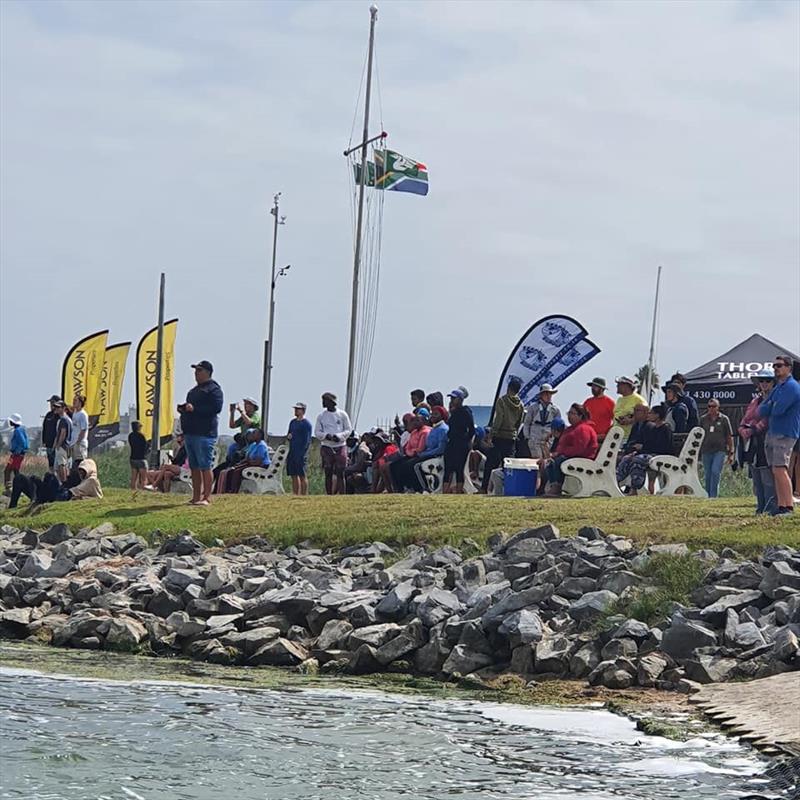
left=3, top=354, right=799, bottom=516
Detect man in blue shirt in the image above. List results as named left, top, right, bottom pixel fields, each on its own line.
left=245, top=428, right=271, bottom=468
left=287, top=402, right=313, bottom=495
left=759, top=354, right=800, bottom=516
left=4, top=413, right=29, bottom=492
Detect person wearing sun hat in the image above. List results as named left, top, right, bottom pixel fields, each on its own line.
left=287, top=402, right=313, bottom=495
left=583, top=377, right=616, bottom=441
left=613, top=376, right=646, bottom=439
left=3, top=413, right=29, bottom=492
left=522, top=383, right=561, bottom=459
left=229, top=396, right=261, bottom=436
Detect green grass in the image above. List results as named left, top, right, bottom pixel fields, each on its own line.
left=2, top=490, right=797, bottom=553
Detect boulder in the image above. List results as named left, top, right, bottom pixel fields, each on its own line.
left=612, top=619, right=650, bottom=641
left=441, top=644, right=493, bottom=676
left=105, top=617, right=147, bottom=650
left=598, top=571, right=642, bottom=596
left=637, top=653, right=668, bottom=686
left=223, top=626, right=281, bottom=657
left=759, top=562, right=800, bottom=599
left=163, top=568, right=203, bottom=593
left=661, top=618, right=717, bottom=660
left=416, top=589, right=461, bottom=628
left=414, top=638, right=451, bottom=675
left=504, top=538, right=547, bottom=564
left=600, top=637, right=637, bottom=661
left=510, top=644, right=534, bottom=675
left=534, top=636, right=570, bottom=674
left=729, top=622, right=766, bottom=651
left=375, top=581, right=417, bottom=620
left=249, top=637, right=309, bottom=667
left=375, top=619, right=426, bottom=666
left=482, top=584, right=555, bottom=628
left=158, top=532, right=205, bottom=557
left=568, top=642, right=600, bottom=678
left=684, top=655, right=738, bottom=684
left=568, top=591, right=618, bottom=622
left=588, top=659, right=635, bottom=689
left=348, top=622, right=402, bottom=650
left=700, top=590, right=765, bottom=625
left=316, top=619, right=355, bottom=651
left=39, top=523, right=72, bottom=546
left=348, top=643, right=381, bottom=674
left=558, top=577, right=598, bottom=599
left=570, top=556, right=602, bottom=579
left=457, top=620, right=493, bottom=655
left=147, top=589, right=184, bottom=618
left=205, top=565, right=233, bottom=596
left=18, top=551, right=52, bottom=578
left=772, top=627, right=799, bottom=662
left=497, top=609, right=543, bottom=645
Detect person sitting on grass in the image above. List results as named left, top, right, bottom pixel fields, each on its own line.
left=542, top=403, right=598, bottom=497
left=128, top=420, right=149, bottom=491
left=146, top=434, right=187, bottom=493
left=4, top=414, right=28, bottom=494
left=9, top=458, right=102, bottom=509
left=616, top=404, right=673, bottom=494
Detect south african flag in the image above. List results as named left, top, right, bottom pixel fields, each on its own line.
left=353, top=149, right=429, bottom=196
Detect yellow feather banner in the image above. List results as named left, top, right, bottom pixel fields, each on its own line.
left=136, top=319, right=178, bottom=445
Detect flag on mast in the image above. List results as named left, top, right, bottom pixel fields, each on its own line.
left=353, top=149, right=429, bottom=195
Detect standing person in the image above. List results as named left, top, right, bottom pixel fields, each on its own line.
left=740, top=370, right=776, bottom=515
left=443, top=388, right=475, bottom=493
left=228, top=397, right=261, bottom=436
left=481, top=378, right=525, bottom=493
left=128, top=420, right=149, bottom=491
left=41, top=395, right=61, bottom=473
left=669, top=373, right=699, bottom=429
left=3, top=414, right=29, bottom=493
left=53, top=401, right=73, bottom=482
left=68, top=394, right=89, bottom=465
left=613, top=377, right=646, bottom=440
left=759, top=355, right=800, bottom=516
left=410, top=389, right=427, bottom=412
left=177, top=360, right=224, bottom=506
left=584, top=377, right=616, bottom=441
left=287, top=402, right=313, bottom=496
left=522, top=384, right=561, bottom=458
left=699, top=399, right=734, bottom=498
left=663, top=383, right=690, bottom=435
left=314, top=392, right=352, bottom=495
left=426, top=391, right=444, bottom=409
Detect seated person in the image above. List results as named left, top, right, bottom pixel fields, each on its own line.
left=213, top=432, right=247, bottom=489
left=616, top=403, right=673, bottom=494
left=345, top=432, right=373, bottom=494
left=469, top=426, right=490, bottom=486
left=371, top=433, right=399, bottom=493
left=541, top=404, right=598, bottom=496
left=400, top=405, right=449, bottom=492
left=9, top=459, right=102, bottom=509
left=389, top=412, right=431, bottom=491
left=622, top=404, right=650, bottom=454
left=222, top=429, right=271, bottom=494
left=147, top=434, right=187, bottom=492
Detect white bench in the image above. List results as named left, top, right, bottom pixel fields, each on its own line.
left=649, top=426, right=707, bottom=497
left=414, top=454, right=479, bottom=494
left=240, top=444, right=288, bottom=495
left=561, top=425, right=625, bottom=498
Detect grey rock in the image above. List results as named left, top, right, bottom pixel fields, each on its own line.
left=701, top=591, right=765, bottom=625
left=598, top=571, right=642, bottom=596
left=637, top=653, right=668, bottom=686
left=105, top=617, right=147, bottom=650
left=165, top=612, right=206, bottom=638
left=498, top=609, right=543, bottom=645
left=147, top=589, right=183, bottom=618
left=727, top=562, right=766, bottom=590
left=558, top=577, right=597, bottom=599
left=568, top=590, right=618, bottom=622
left=375, top=619, right=426, bottom=666
left=18, top=551, right=53, bottom=578
left=504, top=538, right=547, bottom=564
left=600, top=637, right=638, bottom=661
left=502, top=525, right=559, bottom=552
left=534, top=636, right=571, bottom=674
left=772, top=627, right=799, bottom=662
left=39, top=523, right=72, bottom=546
left=612, top=619, right=650, bottom=641
left=690, top=584, right=747, bottom=608
left=684, top=655, right=738, bottom=684
left=510, top=644, right=534, bottom=675
left=348, top=643, right=381, bottom=674
left=730, top=622, right=766, bottom=650
left=570, top=556, right=602, bottom=579
left=414, top=638, right=451, bottom=674
left=249, top=637, right=309, bottom=666
left=457, top=620, right=493, bottom=655
left=222, top=626, right=281, bottom=656
left=158, top=532, right=205, bottom=557
left=759, top=561, right=800, bottom=599
left=416, top=589, right=461, bottom=628
left=315, top=619, right=354, bottom=651
left=0, top=607, right=33, bottom=626
left=569, top=642, right=600, bottom=678
left=649, top=543, right=690, bottom=557
left=661, top=619, right=717, bottom=660
left=588, top=658, right=636, bottom=688
left=205, top=565, right=233, bottom=596
left=348, top=622, right=402, bottom=650
left=375, top=581, right=417, bottom=620
left=163, top=568, right=203, bottom=593
left=482, top=584, right=555, bottom=628
left=442, top=644, right=493, bottom=676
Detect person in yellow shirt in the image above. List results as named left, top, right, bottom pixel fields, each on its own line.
left=614, top=376, right=646, bottom=439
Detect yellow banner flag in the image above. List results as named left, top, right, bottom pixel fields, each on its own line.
left=136, top=319, right=178, bottom=445
left=89, top=342, right=131, bottom=449
left=61, top=330, right=109, bottom=417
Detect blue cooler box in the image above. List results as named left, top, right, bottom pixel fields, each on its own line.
left=503, top=458, right=539, bottom=497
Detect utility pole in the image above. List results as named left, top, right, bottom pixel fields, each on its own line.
left=261, top=192, right=285, bottom=435
left=149, top=272, right=166, bottom=468
left=345, top=4, right=378, bottom=420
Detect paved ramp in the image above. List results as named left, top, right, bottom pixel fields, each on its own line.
left=689, top=672, right=800, bottom=757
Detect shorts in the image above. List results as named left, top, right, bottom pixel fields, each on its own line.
left=184, top=435, right=217, bottom=470
left=286, top=451, right=307, bottom=477
left=7, top=454, right=24, bottom=471
left=71, top=441, right=88, bottom=462
left=54, top=447, right=71, bottom=469
left=130, top=459, right=148, bottom=470
left=46, top=448, right=56, bottom=468
left=320, top=445, right=347, bottom=473
left=765, top=434, right=797, bottom=469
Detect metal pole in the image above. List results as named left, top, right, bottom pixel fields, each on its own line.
left=345, top=4, right=378, bottom=419
left=261, top=192, right=280, bottom=434
left=645, top=265, right=662, bottom=404
left=150, top=272, right=166, bottom=467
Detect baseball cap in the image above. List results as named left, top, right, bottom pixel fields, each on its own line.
left=447, top=388, right=465, bottom=399
left=415, top=407, right=431, bottom=420
left=587, top=377, right=607, bottom=390
left=293, top=402, right=307, bottom=410
left=191, top=360, right=214, bottom=374
left=615, top=376, right=637, bottom=388
left=47, top=394, right=62, bottom=403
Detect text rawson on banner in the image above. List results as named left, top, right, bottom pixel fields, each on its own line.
left=136, top=319, right=178, bottom=446
left=61, top=330, right=109, bottom=425
left=89, top=342, right=131, bottom=450
left=490, top=315, right=601, bottom=423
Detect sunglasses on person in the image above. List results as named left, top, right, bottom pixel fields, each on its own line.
left=773, top=362, right=789, bottom=369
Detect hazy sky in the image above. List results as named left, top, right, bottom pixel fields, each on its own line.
left=2, top=0, right=799, bottom=433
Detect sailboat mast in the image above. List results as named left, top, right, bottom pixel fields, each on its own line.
left=345, top=4, right=378, bottom=420
left=645, top=264, right=663, bottom=404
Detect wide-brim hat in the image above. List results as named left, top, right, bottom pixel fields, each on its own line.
left=615, top=376, right=637, bottom=388
left=8, top=413, right=22, bottom=426
left=242, top=396, right=259, bottom=408
left=751, top=369, right=775, bottom=384
left=293, top=401, right=307, bottom=410
left=538, top=383, right=558, bottom=394
left=587, top=377, right=607, bottom=390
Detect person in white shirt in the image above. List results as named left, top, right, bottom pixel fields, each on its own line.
left=69, top=394, right=90, bottom=464
left=522, top=384, right=561, bottom=458
left=314, top=392, right=352, bottom=495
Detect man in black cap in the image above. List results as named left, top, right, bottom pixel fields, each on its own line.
left=42, top=395, right=62, bottom=473
left=177, top=360, right=224, bottom=506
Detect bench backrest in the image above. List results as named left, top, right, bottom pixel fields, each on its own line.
left=596, top=426, right=624, bottom=467
left=678, top=427, right=705, bottom=467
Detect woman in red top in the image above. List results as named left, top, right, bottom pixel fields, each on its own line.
left=372, top=433, right=400, bottom=493
left=543, top=403, right=598, bottom=496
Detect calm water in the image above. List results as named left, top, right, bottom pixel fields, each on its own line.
left=0, top=667, right=775, bottom=800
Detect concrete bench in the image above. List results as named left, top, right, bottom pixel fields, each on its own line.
left=414, top=454, right=479, bottom=494
left=240, top=444, right=289, bottom=495
left=561, top=425, right=625, bottom=498
left=650, top=426, right=707, bottom=497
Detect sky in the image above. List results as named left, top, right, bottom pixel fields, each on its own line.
left=1, top=0, right=799, bottom=433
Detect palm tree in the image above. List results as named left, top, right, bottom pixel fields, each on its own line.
left=635, top=364, right=660, bottom=402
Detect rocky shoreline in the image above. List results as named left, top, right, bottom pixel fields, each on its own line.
left=0, top=522, right=798, bottom=693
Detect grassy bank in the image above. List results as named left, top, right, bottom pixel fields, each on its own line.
left=1, top=489, right=796, bottom=553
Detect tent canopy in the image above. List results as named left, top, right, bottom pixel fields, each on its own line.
left=684, top=333, right=799, bottom=407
